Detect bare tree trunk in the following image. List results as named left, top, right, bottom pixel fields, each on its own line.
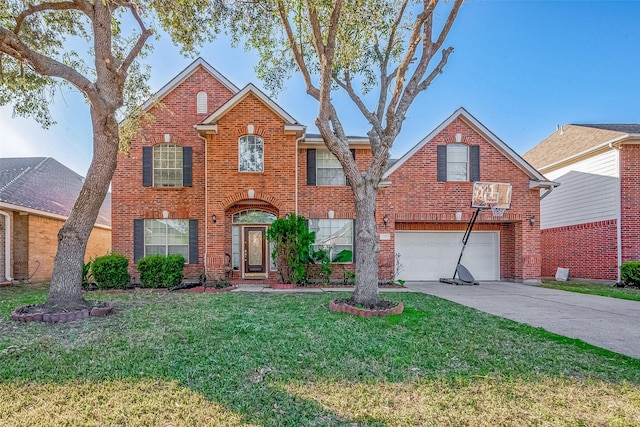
left=351, top=181, right=381, bottom=306
left=45, top=108, right=119, bottom=311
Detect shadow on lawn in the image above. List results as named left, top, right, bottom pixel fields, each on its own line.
left=1, top=287, right=639, bottom=425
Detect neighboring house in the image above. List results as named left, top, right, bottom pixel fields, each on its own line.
left=523, top=124, right=640, bottom=281
left=112, top=58, right=555, bottom=284
left=0, top=157, right=111, bottom=283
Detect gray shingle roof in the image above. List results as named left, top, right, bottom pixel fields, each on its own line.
left=0, top=157, right=111, bottom=227
left=573, top=124, right=640, bottom=133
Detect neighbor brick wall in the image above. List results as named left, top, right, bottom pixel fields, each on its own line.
left=621, top=144, right=640, bottom=263
left=540, top=220, right=618, bottom=280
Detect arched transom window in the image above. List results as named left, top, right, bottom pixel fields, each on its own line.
left=232, top=210, right=276, bottom=224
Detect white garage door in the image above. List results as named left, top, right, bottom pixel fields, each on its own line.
left=395, top=231, right=500, bottom=281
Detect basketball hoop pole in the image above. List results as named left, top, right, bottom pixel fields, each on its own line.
left=452, top=207, right=480, bottom=279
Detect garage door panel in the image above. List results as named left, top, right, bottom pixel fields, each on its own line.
left=395, top=231, right=499, bottom=281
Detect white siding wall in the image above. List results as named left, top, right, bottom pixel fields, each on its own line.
left=545, top=149, right=619, bottom=180
left=541, top=150, right=619, bottom=229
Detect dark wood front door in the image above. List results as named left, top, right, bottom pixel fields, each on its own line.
left=244, top=227, right=266, bottom=275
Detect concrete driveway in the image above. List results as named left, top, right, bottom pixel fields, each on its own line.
left=404, top=281, right=640, bottom=359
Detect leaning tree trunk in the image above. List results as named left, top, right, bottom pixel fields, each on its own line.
left=45, top=108, right=120, bottom=311
left=351, top=181, right=381, bottom=306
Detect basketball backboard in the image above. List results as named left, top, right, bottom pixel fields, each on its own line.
left=471, top=182, right=512, bottom=209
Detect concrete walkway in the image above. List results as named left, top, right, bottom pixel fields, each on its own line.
left=404, top=281, right=640, bottom=359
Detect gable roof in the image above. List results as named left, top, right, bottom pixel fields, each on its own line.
left=0, top=157, right=111, bottom=227
left=523, top=124, right=640, bottom=170
left=384, top=107, right=553, bottom=187
left=140, top=57, right=240, bottom=112
left=198, top=83, right=302, bottom=129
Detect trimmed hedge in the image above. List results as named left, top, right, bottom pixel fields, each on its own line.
left=620, top=261, right=640, bottom=288
left=92, top=253, right=131, bottom=289
left=137, top=254, right=185, bottom=288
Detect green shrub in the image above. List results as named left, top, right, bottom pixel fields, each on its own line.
left=137, top=254, right=185, bottom=288
left=92, top=253, right=130, bottom=289
left=266, top=214, right=316, bottom=284
left=620, top=261, right=640, bottom=288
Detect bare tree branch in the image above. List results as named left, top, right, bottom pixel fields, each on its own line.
left=276, top=0, right=319, bottom=99
left=13, top=1, right=79, bottom=34
left=0, top=27, right=95, bottom=96
left=119, top=2, right=153, bottom=76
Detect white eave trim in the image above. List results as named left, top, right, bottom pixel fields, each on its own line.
left=0, top=201, right=112, bottom=230
left=529, top=179, right=560, bottom=189
left=194, top=124, right=218, bottom=134
left=201, top=83, right=301, bottom=126
left=284, top=124, right=306, bottom=133
left=300, top=136, right=371, bottom=147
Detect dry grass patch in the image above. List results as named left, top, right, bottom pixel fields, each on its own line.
left=282, top=378, right=640, bottom=426
left=0, top=379, right=258, bottom=427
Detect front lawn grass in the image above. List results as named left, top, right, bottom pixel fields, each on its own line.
left=542, top=280, right=640, bottom=301
left=1, top=284, right=639, bottom=426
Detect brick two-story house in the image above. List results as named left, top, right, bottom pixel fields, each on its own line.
left=112, top=58, right=555, bottom=284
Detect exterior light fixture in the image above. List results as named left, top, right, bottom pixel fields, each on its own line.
left=529, top=216, right=536, bottom=226
left=212, top=214, right=217, bottom=223
left=383, top=214, right=389, bottom=226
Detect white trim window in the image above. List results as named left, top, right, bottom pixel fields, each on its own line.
left=196, top=91, right=208, bottom=114
left=154, top=144, right=183, bottom=187
left=446, top=143, right=468, bottom=181
left=317, top=149, right=346, bottom=186
left=309, top=219, right=353, bottom=262
left=144, top=219, right=189, bottom=259
left=239, top=135, right=264, bottom=172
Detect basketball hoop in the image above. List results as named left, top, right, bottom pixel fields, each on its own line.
left=490, top=204, right=506, bottom=217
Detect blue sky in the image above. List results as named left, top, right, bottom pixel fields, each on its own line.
left=1, top=0, right=639, bottom=175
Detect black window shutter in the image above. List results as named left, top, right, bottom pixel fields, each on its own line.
left=469, top=145, right=480, bottom=182
left=437, top=145, right=447, bottom=182
left=182, top=146, right=193, bottom=187
left=189, top=219, right=198, bottom=264
left=142, top=147, right=153, bottom=186
left=307, top=149, right=316, bottom=186
left=350, top=149, right=356, bottom=160
left=133, top=219, right=144, bottom=263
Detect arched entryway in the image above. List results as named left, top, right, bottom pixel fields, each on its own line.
left=230, top=209, right=277, bottom=279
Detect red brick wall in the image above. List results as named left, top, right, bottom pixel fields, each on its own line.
left=621, top=144, right=640, bottom=262
left=541, top=220, right=618, bottom=280
left=112, top=66, right=235, bottom=279
left=382, top=116, right=542, bottom=281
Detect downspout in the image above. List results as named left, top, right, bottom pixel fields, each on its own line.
left=0, top=210, right=12, bottom=281
left=610, top=141, right=623, bottom=281
left=197, top=132, right=208, bottom=273
left=295, top=129, right=306, bottom=215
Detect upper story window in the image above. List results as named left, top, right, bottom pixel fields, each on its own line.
left=446, top=144, right=468, bottom=181
left=437, top=143, right=480, bottom=182
left=196, top=91, right=208, bottom=114
left=317, top=149, right=346, bottom=186
left=307, top=148, right=355, bottom=186
left=154, top=144, right=183, bottom=187
left=142, top=144, right=192, bottom=188
left=239, top=135, right=264, bottom=172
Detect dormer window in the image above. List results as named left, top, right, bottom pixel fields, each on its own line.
left=239, top=135, right=264, bottom=172
left=196, top=91, right=207, bottom=114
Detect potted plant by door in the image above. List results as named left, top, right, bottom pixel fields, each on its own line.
left=266, top=214, right=315, bottom=289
